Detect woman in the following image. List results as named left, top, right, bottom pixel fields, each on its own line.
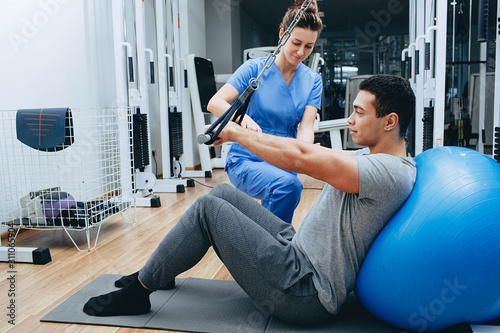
left=207, top=0, right=324, bottom=223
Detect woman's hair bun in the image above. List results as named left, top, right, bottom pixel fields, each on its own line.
left=294, top=0, right=318, bottom=14
left=280, top=0, right=323, bottom=32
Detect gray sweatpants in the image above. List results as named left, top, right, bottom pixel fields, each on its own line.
left=138, top=183, right=331, bottom=325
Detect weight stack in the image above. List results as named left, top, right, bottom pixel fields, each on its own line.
left=457, top=119, right=464, bottom=147
left=495, top=127, right=500, bottom=162
left=422, top=106, right=434, bottom=151
left=133, top=112, right=150, bottom=171
left=169, top=110, right=183, bottom=159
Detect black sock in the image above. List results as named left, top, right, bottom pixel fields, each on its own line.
left=115, top=271, right=175, bottom=290
left=83, top=277, right=152, bottom=316
left=114, top=272, right=139, bottom=288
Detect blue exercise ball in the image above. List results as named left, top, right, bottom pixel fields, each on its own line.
left=354, top=147, right=500, bottom=332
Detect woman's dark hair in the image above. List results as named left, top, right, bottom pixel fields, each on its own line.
left=359, top=75, right=416, bottom=138
left=280, top=0, right=323, bottom=33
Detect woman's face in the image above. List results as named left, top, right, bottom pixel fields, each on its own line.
left=280, top=27, right=318, bottom=66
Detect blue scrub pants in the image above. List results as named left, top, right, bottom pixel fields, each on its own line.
left=226, top=159, right=303, bottom=223
left=139, top=184, right=331, bottom=325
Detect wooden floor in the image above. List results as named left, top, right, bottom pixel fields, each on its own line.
left=0, top=170, right=325, bottom=333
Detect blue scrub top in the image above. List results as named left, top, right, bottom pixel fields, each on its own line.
left=226, top=57, right=323, bottom=164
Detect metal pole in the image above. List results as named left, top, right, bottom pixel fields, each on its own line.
left=414, top=0, right=425, bottom=154
left=494, top=0, right=500, bottom=151
left=433, top=0, right=448, bottom=148
left=450, top=1, right=457, bottom=119
left=467, top=0, right=472, bottom=89
left=477, top=43, right=487, bottom=153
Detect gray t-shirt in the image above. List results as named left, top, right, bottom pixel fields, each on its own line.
left=292, top=148, right=416, bottom=314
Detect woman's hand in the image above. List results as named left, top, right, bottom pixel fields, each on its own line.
left=239, top=114, right=261, bottom=132
left=204, top=114, right=260, bottom=146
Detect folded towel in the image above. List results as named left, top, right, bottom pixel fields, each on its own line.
left=16, top=107, right=74, bottom=151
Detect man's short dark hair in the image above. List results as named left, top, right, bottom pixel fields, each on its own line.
left=359, top=75, right=416, bottom=138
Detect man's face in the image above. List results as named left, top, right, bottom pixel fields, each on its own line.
left=347, top=90, right=386, bottom=147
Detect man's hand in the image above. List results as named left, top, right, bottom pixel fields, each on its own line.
left=204, top=121, right=241, bottom=146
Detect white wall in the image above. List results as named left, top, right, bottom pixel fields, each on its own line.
left=184, top=0, right=206, bottom=58
left=240, top=7, right=275, bottom=56
left=205, top=0, right=240, bottom=73
left=230, top=3, right=241, bottom=70
left=0, top=0, right=117, bottom=110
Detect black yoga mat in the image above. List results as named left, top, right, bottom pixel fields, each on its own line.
left=41, top=274, right=482, bottom=333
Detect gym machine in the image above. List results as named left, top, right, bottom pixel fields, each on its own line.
left=111, top=0, right=193, bottom=207
left=403, top=0, right=447, bottom=156
left=405, top=0, right=498, bottom=159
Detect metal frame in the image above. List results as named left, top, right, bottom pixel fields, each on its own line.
left=150, top=0, right=192, bottom=191
left=433, top=0, right=447, bottom=150
left=406, top=0, right=447, bottom=155
left=112, top=0, right=190, bottom=199
left=494, top=0, right=500, bottom=158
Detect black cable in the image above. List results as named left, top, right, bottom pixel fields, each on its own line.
left=178, top=160, right=215, bottom=188
left=152, top=150, right=158, bottom=176
left=185, top=178, right=214, bottom=189
left=182, top=180, right=321, bottom=191
left=175, top=158, right=183, bottom=179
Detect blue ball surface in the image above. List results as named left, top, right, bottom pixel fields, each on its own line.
left=354, top=147, right=500, bottom=332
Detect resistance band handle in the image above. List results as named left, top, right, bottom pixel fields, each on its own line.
left=128, top=57, right=134, bottom=82
left=199, top=93, right=254, bottom=146
left=198, top=85, right=255, bottom=145
left=401, top=60, right=407, bottom=78
left=198, top=101, right=241, bottom=145
left=197, top=115, right=231, bottom=145
left=150, top=62, right=155, bottom=84
left=197, top=133, right=213, bottom=145
left=425, top=42, right=431, bottom=70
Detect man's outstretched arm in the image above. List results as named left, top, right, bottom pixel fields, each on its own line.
left=215, top=122, right=360, bottom=193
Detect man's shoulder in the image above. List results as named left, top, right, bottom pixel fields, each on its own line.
left=352, top=149, right=415, bottom=166
left=355, top=150, right=417, bottom=177
left=350, top=148, right=370, bottom=156
left=356, top=151, right=416, bottom=201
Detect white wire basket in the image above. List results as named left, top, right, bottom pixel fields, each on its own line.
left=0, top=107, right=136, bottom=251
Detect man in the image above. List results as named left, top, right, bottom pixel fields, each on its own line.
left=84, top=74, right=417, bottom=326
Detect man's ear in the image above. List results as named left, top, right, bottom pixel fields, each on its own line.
left=385, top=113, right=399, bottom=132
